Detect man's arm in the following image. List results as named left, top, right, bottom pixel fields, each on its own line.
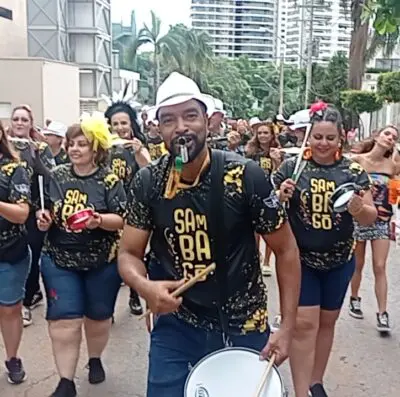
left=118, top=225, right=151, bottom=296
left=262, top=222, right=300, bottom=332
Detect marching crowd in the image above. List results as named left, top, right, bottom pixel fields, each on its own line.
left=0, top=71, right=398, bottom=397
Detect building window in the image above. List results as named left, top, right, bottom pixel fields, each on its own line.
left=0, top=7, right=12, bottom=20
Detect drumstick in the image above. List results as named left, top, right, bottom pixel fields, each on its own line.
left=253, top=353, right=277, bottom=397
left=139, top=263, right=216, bottom=321
left=292, top=123, right=312, bottom=180
left=38, top=175, right=45, bottom=212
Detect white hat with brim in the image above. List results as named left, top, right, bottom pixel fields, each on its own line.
left=249, top=117, right=262, bottom=128
left=288, top=109, right=310, bottom=130
left=43, top=121, right=67, bottom=138
left=155, top=72, right=208, bottom=117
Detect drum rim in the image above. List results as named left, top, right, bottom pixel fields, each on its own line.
left=330, top=182, right=356, bottom=209
left=184, top=346, right=285, bottom=396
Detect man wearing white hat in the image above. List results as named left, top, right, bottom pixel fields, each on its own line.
left=42, top=121, right=69, bottom=165
left=119, top=72, right=300, bottom=396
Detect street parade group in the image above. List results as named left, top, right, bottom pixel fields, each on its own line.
left=0, top=71, right=399, bottom=397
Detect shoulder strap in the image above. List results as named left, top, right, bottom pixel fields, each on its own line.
left=209, top=150, right=230, bottom=341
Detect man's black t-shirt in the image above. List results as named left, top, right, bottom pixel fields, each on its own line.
left=54, top=148, right=69, bottom=166
left=274, top=156, right=371, bottom=270
left=0, top=158, right=31, bottom=262
left=125, top=150, right=287, bottom=334
left=43, top=164, right=126, bottom=270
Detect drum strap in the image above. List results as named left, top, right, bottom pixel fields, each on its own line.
left=209, top=150, right=231, bottom=346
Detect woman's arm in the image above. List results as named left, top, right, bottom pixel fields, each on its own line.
left=349, top=190, right=377, bottom=226
left=0, top=202, right=29, bottom=224
left=135, top=147, right=151, bottom=168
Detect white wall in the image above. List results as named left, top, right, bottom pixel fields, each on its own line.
left=0, top=0, right=28, bottom=57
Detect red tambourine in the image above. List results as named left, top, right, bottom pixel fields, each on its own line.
left=66, top=208, right=94, bottom=231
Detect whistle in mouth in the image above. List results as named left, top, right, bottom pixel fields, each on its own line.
left=180, top=145, right=189, bottom=163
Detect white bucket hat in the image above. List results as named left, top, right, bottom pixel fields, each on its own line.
left=155, top=72, right=208, bottom=116
left=249, top=117, right=262, bottom=128
left=43, top=121, right=67, bottom=138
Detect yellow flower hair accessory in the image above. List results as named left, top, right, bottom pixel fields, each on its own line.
left=80, top=111, right=112, bottom=152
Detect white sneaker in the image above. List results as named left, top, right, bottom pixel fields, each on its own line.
left=270, top=315, right=281, bottom=333
left=22, top=307, right=32, bottom=327
left=262, top=264, right=272, bottom=277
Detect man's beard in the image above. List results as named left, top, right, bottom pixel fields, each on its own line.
left=170, top=134, right=206, bottom=164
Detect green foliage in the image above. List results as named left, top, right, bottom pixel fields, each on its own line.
left=202, top=57, right=254, bottom=118
left=341, top=90, right=384, bottom=113
left=377, top=71, right=400, bottom=102
left=363, top=0, right=400, bottom=35
left=312, top=52, right=349, bottom=106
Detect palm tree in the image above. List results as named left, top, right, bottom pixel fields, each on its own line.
left=128, top=11, right=183, bottom=102
left=167, top=25, right=214, bottom=88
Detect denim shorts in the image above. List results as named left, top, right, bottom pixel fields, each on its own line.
left=147, top=314, right=269, bottom=397
left=299, top=257, right=355, bottom=310
left=40, top=254, right=122, bottom=321
left=0, top=249, right=31, bottom=306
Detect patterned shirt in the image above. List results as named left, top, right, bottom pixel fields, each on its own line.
left=247, top=152, right=274, bottom=175
left=125, top=151, right=287, bottom=335
left=274, top=156, right=371, bottom=270
left=43, top=164, right=126, bottom=270
left=109, top=145, right=139, bottom=193
left=0, top=157, right=31, bottom=262
left=147, top=135, right=168, bottom=161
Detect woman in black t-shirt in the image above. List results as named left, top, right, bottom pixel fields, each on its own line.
left=105, top=100, right=151, bottom=316
left=36, top=115, right=126, bottom=397
left=0, top=121, right=31, bottom=385
left=9, top=105, right=56, bottom=327
left=245, top=121, right=282, bottom=276
left=274, top=104, right=377, bottom=397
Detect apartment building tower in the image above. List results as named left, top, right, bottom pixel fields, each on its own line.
left=191, top=0, right=277, bottom=62
left=278, top=0, right=352, bottom=66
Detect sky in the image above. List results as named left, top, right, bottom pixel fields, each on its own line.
left=111, top=0, right=191, bottom=34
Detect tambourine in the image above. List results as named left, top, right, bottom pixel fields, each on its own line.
left=66, top=208, right=94, bottom=231
left=330, top=183, right=357, bottom=213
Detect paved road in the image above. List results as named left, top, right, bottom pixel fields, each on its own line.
left=1, top=243, right=399, bottom=396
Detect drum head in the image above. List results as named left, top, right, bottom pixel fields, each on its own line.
left=333, top=190, right=354, bottom=209
left=185, top=348, right=283, bottom=397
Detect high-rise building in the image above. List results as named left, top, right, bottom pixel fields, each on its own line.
left=278, top=0, right=352, bottom=66
left=190, top=0, right=277, bottom=62
left=0, top=0, right=28, bottom=57
left=26, top=0, right=113, bottom=112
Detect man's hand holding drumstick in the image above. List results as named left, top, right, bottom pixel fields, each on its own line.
left=141, top=279, right=185, bottom=315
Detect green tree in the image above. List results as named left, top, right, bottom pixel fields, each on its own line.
left=163, top=24, right=214, bottom=88
left=345, top=0, right=400, bottom=90
left=128, top=11, right=183, bottom=101
left=202, top=57, right=254, bottom=118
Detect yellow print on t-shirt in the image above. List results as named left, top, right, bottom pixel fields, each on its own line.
left=173, top=208, right=211, bottom=281
left=111, top=158, right=127, bottom=180
left=259, top=157, right=272, bottom=172
left=61, top=189, right=88, bottom=222
left=310, top=178, right=335, bottom=230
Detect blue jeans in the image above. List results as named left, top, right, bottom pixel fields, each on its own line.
left=147, top=314, right=269, bottom=397
left=0, top=249, right=31, bottom=306
left=299, top=257, right=356, bottom=310
left=41, top=254, right=121, bottom=321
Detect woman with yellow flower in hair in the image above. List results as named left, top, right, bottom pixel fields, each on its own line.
left=36, top=113, right=127, bottom=397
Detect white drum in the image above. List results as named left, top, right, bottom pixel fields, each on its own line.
left=184, top=348, right=285, bottom=397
